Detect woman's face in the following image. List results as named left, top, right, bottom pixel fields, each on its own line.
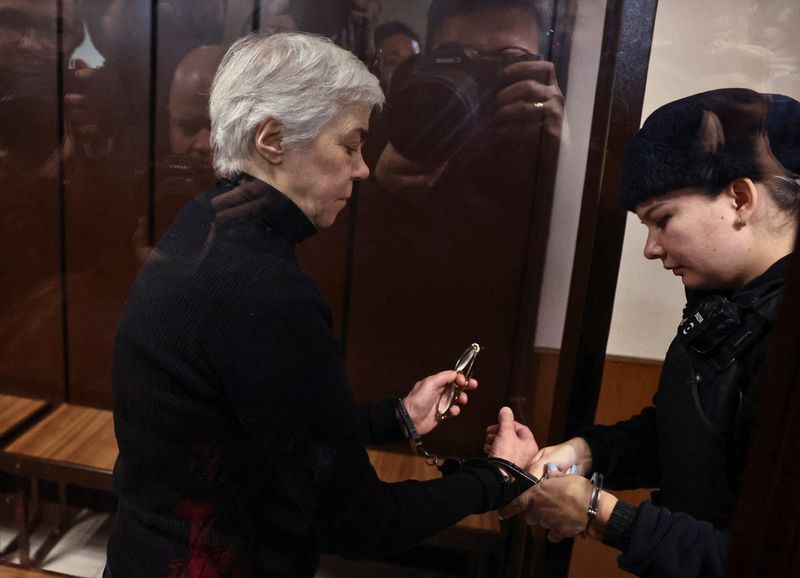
left=281, top=103, right=371, bottom=229
left=635, top=187, right=749, bottom=290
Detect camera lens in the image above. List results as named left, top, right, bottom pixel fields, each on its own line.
left=388, top=73, right=480, bottom=167
left=387, top=46, right=486, bottom=168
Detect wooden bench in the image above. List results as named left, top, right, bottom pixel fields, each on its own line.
left=0, top=404, right=116, bottom=568
left=0, top=396, right=49, bottom=444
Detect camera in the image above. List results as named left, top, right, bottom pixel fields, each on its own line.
left=678, top=295, right=741, bottom=355
left=386, top=42, right=540, bottom=167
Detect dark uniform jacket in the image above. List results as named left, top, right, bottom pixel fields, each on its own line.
left=581, top=256, right=789, bottom=578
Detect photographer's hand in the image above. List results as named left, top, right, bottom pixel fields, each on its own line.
left=494, top=59, right=564, bottom=141
left=374, top=142, right=449, bottom=195
left=402, top=370, right=477, bottom=435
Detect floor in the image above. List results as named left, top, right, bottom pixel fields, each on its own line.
left=0, top=500, right=110, bottom=577
left=0, top=497, right=466, bottom=578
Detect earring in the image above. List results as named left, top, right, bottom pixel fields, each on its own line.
left=736, top=216, right=747, bottom=229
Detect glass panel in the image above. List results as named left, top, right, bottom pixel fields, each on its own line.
left=0, top=0, right=71, bottom=401
left=0, top=0, right=591, bottom=441
left=345, top=0, right=563, bottom=456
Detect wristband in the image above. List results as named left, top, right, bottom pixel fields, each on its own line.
left=582, top=472, right=604, bottom=538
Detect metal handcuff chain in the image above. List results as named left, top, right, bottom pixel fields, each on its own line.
left=395, top=397, right=540, bottom=504
left=396, top=396, right=444, bottom=466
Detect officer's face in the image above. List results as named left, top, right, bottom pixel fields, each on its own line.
left=636, top=187, right=753, bottom=290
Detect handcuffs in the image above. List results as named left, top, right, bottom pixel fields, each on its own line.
left=395, top=396, right=539, bottom=507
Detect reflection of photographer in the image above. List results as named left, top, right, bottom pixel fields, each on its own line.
left=388, top=41, right=544, bottom=167
left=347, top=1, right=567, bottom=458
left=263, top=0, right=383, bottom=59
left=374, top=0, right=563, bottom=194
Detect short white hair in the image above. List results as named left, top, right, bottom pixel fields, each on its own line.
left=210, top=32, right=385, bottom=177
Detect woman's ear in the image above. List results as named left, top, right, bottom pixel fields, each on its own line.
left=254, top=118, right=284, bottom=165
left=728, top=178, right=759, bottom=224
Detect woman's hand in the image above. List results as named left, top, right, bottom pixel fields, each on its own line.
left=402, top=370, right=477, bottom=436
left=484, top=407, right=539, bottom=467
left=523, top=469, right=593, bottom=542
left=528, top=437, right=592, bottom=479
left=496, top=437, right=592, bottom=520
left=524, top=469, right=619, bottom=542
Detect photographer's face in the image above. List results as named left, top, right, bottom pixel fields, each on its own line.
left=430, top=6, right=557, bottom=150
left=431, top=6, right=541, bottom=57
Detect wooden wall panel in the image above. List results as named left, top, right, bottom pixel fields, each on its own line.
left=0, top=0, right=68, bottom=403
left=569, top=354, right=661, bottom=578
left=64, top=0, right=153, bottom=407
left=531, top=349, right=661, bottom=578
left=512, top=349, right=662, bottom=578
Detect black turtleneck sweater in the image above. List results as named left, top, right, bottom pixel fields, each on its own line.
left=580, top=256, right=789, bottom=578
left=106, top=175, right=505, bottom=577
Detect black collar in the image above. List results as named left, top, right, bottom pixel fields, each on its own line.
left=219, top=174, right=317, bottom=244
left=685, top=253, right=792, bottom=310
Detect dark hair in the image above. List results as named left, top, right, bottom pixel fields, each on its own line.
left=764, top=93, right=800, bottom=217
left=374, top=21, right=420, bottom=49
left=764, top=174, right=800, bottom=218
left=426, top=0, right=547, bottom=52
left=619, top=88, right=800, bottom=215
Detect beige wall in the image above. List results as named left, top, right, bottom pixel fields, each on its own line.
left=608, top=0, right=800, bottom=359
left=535, top=0, right=607, bottom=350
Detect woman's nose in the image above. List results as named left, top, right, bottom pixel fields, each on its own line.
left=352, top=151, right=370, bottom=181
left=643, top=232, right=663, bottom=260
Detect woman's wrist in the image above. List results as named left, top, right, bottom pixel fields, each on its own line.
left=565, top=436, right=593, bottom=475
left=586, top=489, right=618, bottom=541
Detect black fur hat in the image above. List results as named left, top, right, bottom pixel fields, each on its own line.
left=619, top=88, right=800, bottom=211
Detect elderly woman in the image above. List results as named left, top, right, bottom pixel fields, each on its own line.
left=106, top=33, right=530, bottom=577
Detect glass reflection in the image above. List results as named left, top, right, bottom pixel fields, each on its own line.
left=0, top=0, right=83, bottom=397
left=371, top=20, right=421, bottom=91
left=154, top=44, right=224, bottom=239
left=346, top=0, right=563, bottom=454
left=0, top=0, right=565, bottom=476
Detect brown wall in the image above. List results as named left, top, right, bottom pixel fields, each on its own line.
left=531, top=349, right=662, bottom=578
